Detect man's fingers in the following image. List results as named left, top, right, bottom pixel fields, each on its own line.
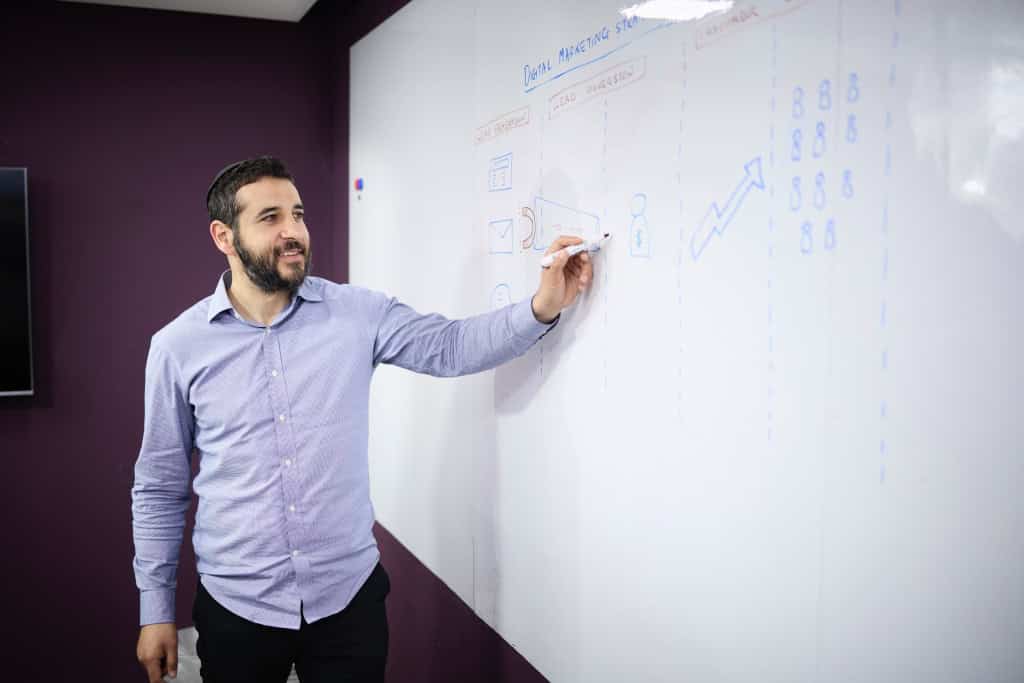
left=165, top=643, right=178, bottom=679
left=544, top=246, right=572, bottom=273
left=543, top=235, right=584, bottom=256
left=566, top=252, right=592, bottom=284
left=579, top=252, right=593, bottom=284
left=137, top=624, right=178, bottom=682
left=143, top=658, right=164, bottom=683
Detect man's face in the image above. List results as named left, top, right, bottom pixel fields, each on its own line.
left=231, top=177, right=312, bottom=294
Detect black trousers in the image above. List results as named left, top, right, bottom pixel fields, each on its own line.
left=192, top=563, right=390, bottom=683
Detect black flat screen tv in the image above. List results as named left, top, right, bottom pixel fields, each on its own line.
left=0, top=168, right=33, bottom=397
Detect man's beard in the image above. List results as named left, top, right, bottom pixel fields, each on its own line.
left=233, top=230, right=312, bottom=295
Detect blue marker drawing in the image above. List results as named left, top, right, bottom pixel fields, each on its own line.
left=791, top=128, right=802, bottom=161
left=846, top=114, right=858, bottom=143
left=847, top=72, right=860, bottom=102
left=813, top=171, right=826, bottom=210
left=800, top=220, right=813, bottom=253
left=490, top=283, right=512, bottom=310
left=630, top=193, right=651, bottom=258
left=813, top=121, right=826, bottom=158
left=534, top=197, right=601, bottom=252
left=842, top=170, right=854, bottom=198
left=792, top=86, right=804, bottom=119
left=488, top=219, right=514, bottom=254
left=690, top=157, right=765, bottom=261
left=819, top=79, right=832, bottom=110
left=824, top=217, right=836, bottom=250
left=488, top=153, right=513, bottom=192
left=523, top=20, right=672, bottom=93
left=790, top=176, right=802, bottom=212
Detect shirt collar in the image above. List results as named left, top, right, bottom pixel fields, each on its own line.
left=206, top=270, right=323, bottom=323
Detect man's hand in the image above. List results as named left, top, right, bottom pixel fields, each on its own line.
left=137, top=623, right=178, bottom=682
left=532, top=235, right=594, bottom=323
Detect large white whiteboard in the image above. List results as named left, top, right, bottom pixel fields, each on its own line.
left=349, top=1, right=1024, bottom=681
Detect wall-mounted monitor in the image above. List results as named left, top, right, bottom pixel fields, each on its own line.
left=0, top=168, right=33, bottom=397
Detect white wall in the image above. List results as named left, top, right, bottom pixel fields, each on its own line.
left=350, top=1, right=1024, bottom=680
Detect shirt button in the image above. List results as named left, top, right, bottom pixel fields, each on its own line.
left=284, top=458, right=292, bottom=466
left=292, top=549, right=300, bottom=557
left=289, top=504, right=296, bottom=512
left=279, top=414, right=286, bottom=422
left=271, top=369, right=279, bottom=377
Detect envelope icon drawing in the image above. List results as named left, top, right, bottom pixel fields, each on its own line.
left=488, top=219, right=514, bottom=254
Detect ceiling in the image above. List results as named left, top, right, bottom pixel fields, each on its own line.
left=58, top=0, right=320, bottom=23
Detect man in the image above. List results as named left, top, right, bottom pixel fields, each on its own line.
left=132, top=156, right=593, bottom=683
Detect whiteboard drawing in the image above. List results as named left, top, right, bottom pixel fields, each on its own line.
left=490, top=283, right=512, bottom=311
left=629, top=193, right=651, bottom=257
left=548, top=57, right=647, bottom=119
left=519, top=206, right=536, bottom=250
left=813, top=171, right=826, bottom=210
left=488, top=153, right=512, bottom=192
left=818, top=78, right=832, bottom=110
left=813, top=121, right=826, bottom=158
left=800, top=219, right=813, bottom=254
left=533, top=197, right=601, bottom=252
left=690, top=157, right=765, bottom=261
left=488, top=219, right=514, bottom=254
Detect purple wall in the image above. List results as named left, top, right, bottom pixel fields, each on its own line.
left=0, top=4, right=335, bottom=681
left=0, top=1, right=545, bottom=681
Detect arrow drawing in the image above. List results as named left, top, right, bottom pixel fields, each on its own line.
left=690, top=157, right=765, bottom=261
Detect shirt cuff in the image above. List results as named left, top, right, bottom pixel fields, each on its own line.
left=140, top=588, right=177, bottom=626
left=511, top=297, right=559, bottom=340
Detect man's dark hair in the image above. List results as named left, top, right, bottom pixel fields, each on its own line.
left=206, top=156, right=295, bottom=230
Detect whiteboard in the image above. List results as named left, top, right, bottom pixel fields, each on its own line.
left=349, top=1, right=1024, bottom=681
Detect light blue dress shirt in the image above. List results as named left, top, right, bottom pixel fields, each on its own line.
left=131, top=272, right=555, bottom=629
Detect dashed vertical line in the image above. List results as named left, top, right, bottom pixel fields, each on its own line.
left=677, top=38, right=688, bottom=419
left=538, top=112, right=545, bottom=377
left=603, top=97, right=609, bottom=393
left=816, top=4, right=844, bottom=678
left=539, top=329, right=545, bottom=376
left=880, top=0, right=901, bottom=483
left=768, top=21, right=777, bottom=444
